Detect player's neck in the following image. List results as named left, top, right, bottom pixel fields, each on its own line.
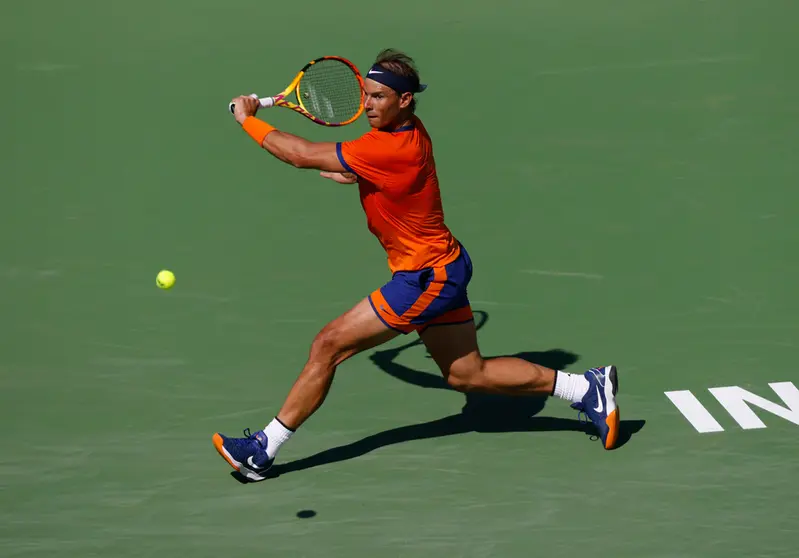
left=380, top=112, right=415, bottom=132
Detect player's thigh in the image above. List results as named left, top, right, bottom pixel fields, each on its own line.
left=419, top=321, right=484, bottom=383
left=312, top=297, right=400, bottom=365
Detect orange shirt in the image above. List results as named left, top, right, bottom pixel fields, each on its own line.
left=336, top=116, right=461, bottom=273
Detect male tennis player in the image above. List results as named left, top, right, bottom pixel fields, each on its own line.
left=215, top=49, right=620, bottom=481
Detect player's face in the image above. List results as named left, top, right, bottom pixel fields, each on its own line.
left=363, top=79, right=412, bottom=129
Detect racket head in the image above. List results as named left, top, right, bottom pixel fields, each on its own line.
left=286, top=56, right=365, bottom=126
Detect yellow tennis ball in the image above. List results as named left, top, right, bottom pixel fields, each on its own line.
left=156, top=269, right=175, bottom=289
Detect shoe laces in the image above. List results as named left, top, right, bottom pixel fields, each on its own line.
left=570, top=402, right=587, bottom=423
left=242, top=428, right=268, bottom=451
left=573, top=410, right=599, bottom=440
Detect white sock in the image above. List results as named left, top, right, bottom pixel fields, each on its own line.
left=553, top=371, right=590, bottom=404
left=263, top=417, right=294, bottom=460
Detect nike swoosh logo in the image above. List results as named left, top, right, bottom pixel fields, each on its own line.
left=368, top=70, right=383, bottom=75
left=593, top=386, right=604, bottom=413
left=247, top=456, right=263, bottom=469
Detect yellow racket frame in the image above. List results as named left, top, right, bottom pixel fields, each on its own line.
left=270, top=56, right=365, bottom=126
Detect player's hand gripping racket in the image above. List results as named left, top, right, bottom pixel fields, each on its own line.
left=229, top=56, right=365, bottom=126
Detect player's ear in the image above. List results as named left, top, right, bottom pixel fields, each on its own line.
left=399, top=92, right=414, bottom=109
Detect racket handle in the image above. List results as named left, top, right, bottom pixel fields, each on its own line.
left=228, top=94, right=275, bottom=114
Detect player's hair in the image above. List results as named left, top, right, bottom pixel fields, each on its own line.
left=374, top=48, right=421, bottom=112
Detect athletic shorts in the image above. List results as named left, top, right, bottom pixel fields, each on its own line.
left=368, top=243, right=474, bottom=334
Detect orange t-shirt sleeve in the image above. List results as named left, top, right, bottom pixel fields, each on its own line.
left=336, top=133, right=392, bottom=185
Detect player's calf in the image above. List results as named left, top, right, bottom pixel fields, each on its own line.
left=421, top=322, right=621, bottom=449
left=212, top=297, right=399, bottom=481
left=441, top=352, right=489, bottom=392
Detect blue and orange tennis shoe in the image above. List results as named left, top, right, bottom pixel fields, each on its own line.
left=212, top=428, right=274, bottom=481
left=572, top=366, right=620, bottom=449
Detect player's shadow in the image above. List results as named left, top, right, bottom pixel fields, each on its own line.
left=238, top=310, right=644, bottom=482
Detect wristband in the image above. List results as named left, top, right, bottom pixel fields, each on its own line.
left=242, top=116, right=276, bottom=145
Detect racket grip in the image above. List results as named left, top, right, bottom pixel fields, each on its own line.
left=228, top=94, right=275, bottom=114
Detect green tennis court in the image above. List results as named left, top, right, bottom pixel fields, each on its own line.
left=2, top=1, right=798, bottom=556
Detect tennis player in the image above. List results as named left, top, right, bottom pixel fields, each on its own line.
left=214, top=49, right=620, bottom=481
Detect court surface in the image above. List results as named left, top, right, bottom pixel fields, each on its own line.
left=2, top=1, right=798, bottom=556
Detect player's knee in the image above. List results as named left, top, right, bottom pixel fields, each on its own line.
left=444, top=356, right=486, bottom=392
left=309, top=325, right=353, bottom=367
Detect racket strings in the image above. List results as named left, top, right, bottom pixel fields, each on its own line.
left=299, top=60, right=363, bottom=123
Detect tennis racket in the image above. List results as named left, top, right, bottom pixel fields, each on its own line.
left=228, top=56, right=365, bottom=127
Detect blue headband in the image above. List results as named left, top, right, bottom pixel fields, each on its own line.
left=366, top=64, right=427, bottom=94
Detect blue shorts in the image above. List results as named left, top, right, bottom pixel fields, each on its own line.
left=368, top=243, right=474, bottom=334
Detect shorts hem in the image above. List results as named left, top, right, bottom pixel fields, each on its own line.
left=418, top=318, right=475, bottom=334
left=368, top=295, right=409, bottom=334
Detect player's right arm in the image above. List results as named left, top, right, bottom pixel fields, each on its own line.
left=260, top=129, right=345, bottom=171
left=231, top=97, right=395, bottom=182
left=231, top=96, right=347, bottom=173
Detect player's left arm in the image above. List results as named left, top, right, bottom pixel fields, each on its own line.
left=320, top=171, right=357, bottom=184
left=261, top=129, right=345, bottom=172
left=231, top=95, right=346, bottom=172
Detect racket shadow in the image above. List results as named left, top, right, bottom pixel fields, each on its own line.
left=229, top=311, right=645, bottom=483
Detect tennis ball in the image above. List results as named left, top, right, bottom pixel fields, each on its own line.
left=156, top=269, right=175, bottom=289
